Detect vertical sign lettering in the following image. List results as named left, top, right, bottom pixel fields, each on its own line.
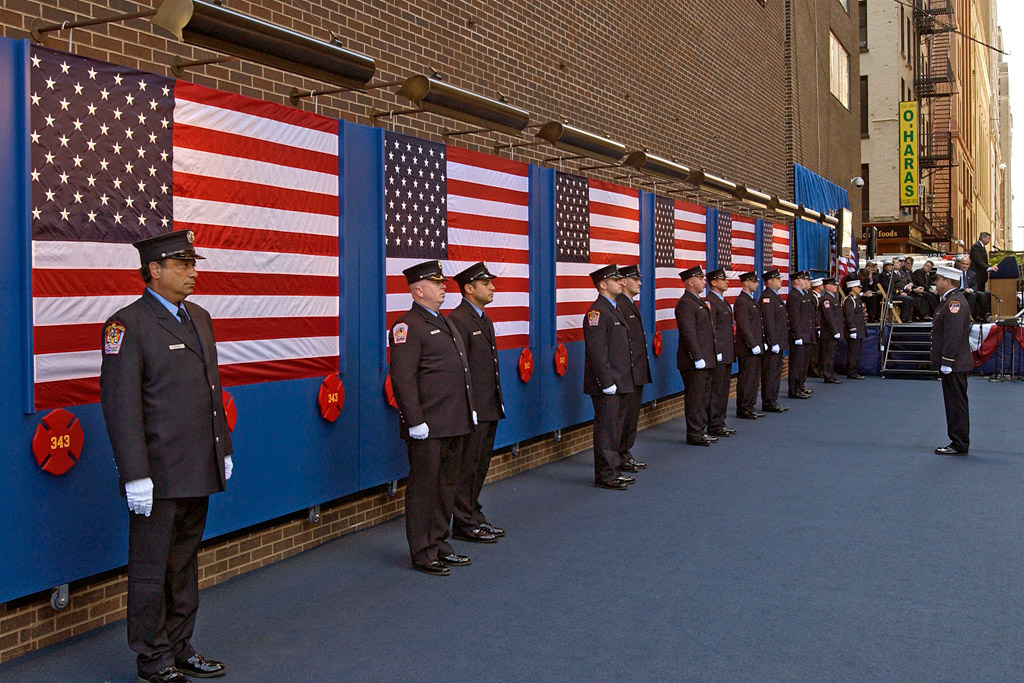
left=899, top=101, right=919, bottom=207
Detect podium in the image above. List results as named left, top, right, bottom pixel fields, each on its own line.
left=989, top=256, right=1020, bottom=318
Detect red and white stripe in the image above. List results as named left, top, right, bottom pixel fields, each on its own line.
left=655, top=200, right=706, bottom=331
left=556, top=179, right=639, bottom=343
left=837, top=253, right=857, bottom=281
left=725, top=214, right=756, bottom=304
left=386, top=146, right=530, bottom=350
left=768, top=221, right=791, bottom=295
left=32, top=82, right=339, bottom=409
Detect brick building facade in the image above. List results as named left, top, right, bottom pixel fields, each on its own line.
left=0, top=0, right=850, bottom=661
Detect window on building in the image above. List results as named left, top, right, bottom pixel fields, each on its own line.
left=901, top=78, right=907, bottom=102
left=829, top=33, right=851, bottom=108
left=861, top=77, right=869, bottom=136
left=861, top=164, right=870, bottom=222
left=900, top=6, right=905, bottom=55
left=859, top=0, right=868, bottom=49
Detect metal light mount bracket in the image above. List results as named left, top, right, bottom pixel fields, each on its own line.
left=31, top=8, right=158, bottom=43
left=395, top=75, right=530, bottom=135
left=535, top=121, right=626, bottom=165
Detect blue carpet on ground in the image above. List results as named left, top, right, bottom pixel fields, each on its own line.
left=1, top=376, right=1023, bottom=682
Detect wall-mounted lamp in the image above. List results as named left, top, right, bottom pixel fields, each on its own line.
left=774, top=198, right=800, bottom=217
left=395, top=75, right=530, bottom=135
left=151, top=0, right=376, bottom=89
left=621, top=151, right=694, bottom=184
left=688, top=169, right=738, bottom=197
left=535, top=122, right=626, bottom=164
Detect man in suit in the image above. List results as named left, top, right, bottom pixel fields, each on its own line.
left=818, top=278, right=844, bottom=384
left=583, top=264, right=636, bottom=489
left=616, top=265, right=651, bottom=472
left=675, top=265, right=719, bottom=445
left=733, top=271, right=765, bottom=419
left=389, top=260, right=476, bottom=575
left=931, top=265, right=974, bottom=455
left=911, top=260, right=938, bottom=320
left=861, top=262, right=882, bottom=322
left=705, top=268, right=737, bottom=437
left=955, top=255, right=992, bottom=321
left=843, top=279, right=867, bottom=379
left=448, top=262, right=504, bottom=544
left=969, top=232, right=995, bottom=291
left=100, top=229, right=232, bottom=683
left=786, top=271, right=815, bottom=399
left=759, top=268, right=789, bottom=413
left=880, top=260, right=913, bottom=321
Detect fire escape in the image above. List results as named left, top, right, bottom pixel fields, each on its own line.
left=914, top=0, right=956, bottom=245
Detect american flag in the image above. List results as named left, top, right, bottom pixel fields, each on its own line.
left=830, top=225, right=858, bottom=281
left=29, top=47, right=339, bottom=410
left=555, top=174, right=639, bottom=343
left=716, top=211, right=757, bottom=303
left=654, top=198, right=706, bottom=331
left=383, top=131, right=529, bottom=349
left=762, top=220, right=791, bottom=295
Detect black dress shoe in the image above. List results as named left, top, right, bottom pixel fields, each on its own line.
left=807, top=371, right=822, bottom=378
left=479, top=522, right=505, bottom=537
left=787, top=392, right=811, bottom=399
left=615, top=475, right=636, bottom=485
left=800, top=386, right=813, bottom=394
left=138, top=667, right=190, bottom=683
left=686, top=435, right=715, bottom=446
left=439, top=552, right=472, bottom=567
left=595, top=479, right=629, bottom=490
left=824, top=377, right=843, bottom=384
left=847, top=373, right=865, bottom=379
left=736, top=410, right=760, bottom=419
left=935, top=445, right=968, bottom=456
left=453, top=527, right=498, bottom=543
left=627, top=457, right=647, bottom=469
left=413, top=560, right=450, bottom=576
left=709, top=427, right=736, bottom=437
left=620, top=461, right=641, bottom=472
left=763, top=404, right=789, bottom=413
left=176, top=654, right=226, bottom=679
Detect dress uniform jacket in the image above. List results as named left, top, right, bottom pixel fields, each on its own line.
left=583, top=295, right=635, bottom=396
left=706, top=292, right=735, bottom=431
left=100, top=289, right=232, bottom=498
left=707, top=293, right=736, bottom=366
left=583, top=295, right=634, bottom=483
left=819, top=292, right=843, bottom=338
left=969, top=240, right=990, bottom=287
left=675, top=290, right=717, bottom=371
left=389, top=304, right=475, bottom=438
left=787, top=289, right=817, bottom=345
left=930, top=290, right=972, bottom=372
left=616, top=294, right=652, bottom=386
left=734, top=292, right=764, bottom=357
left=448, top=299, right=504, bottom=422
left=759, top=287, right=789, bottom=351
left=843, top=295, right=867, bottom=339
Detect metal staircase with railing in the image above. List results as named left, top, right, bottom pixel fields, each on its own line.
left=881, top=322, right=937, bottom=378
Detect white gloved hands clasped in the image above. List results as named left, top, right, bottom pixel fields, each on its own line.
left=694, top=359, right=706, bottom=370
left=409, top=422, right=429, bottom=440
left=124, top=477, right=154, bottom=517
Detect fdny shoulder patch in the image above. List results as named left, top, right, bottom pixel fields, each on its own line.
left=823, top=300, right=831, bottom=309
left=587, top=310, right=601, bottom=326
left=392, top=322, right=409, bottom=344
left=948, top=300, right=960, bottom=314
left=103, top=322, right=126, bottom=355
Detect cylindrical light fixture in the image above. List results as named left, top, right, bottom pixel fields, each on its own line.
left=397, top=76, right=530, bottom=135
left=621, top=151, right=695, bottom=184
left=689, top=169, right=737, bottom=197
left=536, top=122, right=626, bottom=164
left=152, top=0, right=376, bottom=89
left=774, top=198, right=800, bottom=217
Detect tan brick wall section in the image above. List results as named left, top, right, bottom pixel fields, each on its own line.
left=0, top=364, right=793, bottom=663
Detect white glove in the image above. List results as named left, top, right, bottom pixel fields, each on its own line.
left=602, top=384, right=617, bottom=395
left=409, top=422, right=429, bottom=440
left=794, top=338, right=803, bottom=346
left=224, top=455, right=233, bottom=481
left=834, top=333, right=841, bottom=339
left=771, top=344, right=780, bottom=354
left=694, top=359, right=706, bottom=370
left=472, top=410, right=478, bottom=426
left=752, top=345, right=762, bottom=355
left=124, top=477, right=154, bottom=517
left=941, top=365, right=952, bottom=375
left=850, top=332, right=858, bottom=340
left=716, top=353, right=723, bottom=362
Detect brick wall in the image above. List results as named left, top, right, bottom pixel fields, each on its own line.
left=2, top=0, right=792, bottom=197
